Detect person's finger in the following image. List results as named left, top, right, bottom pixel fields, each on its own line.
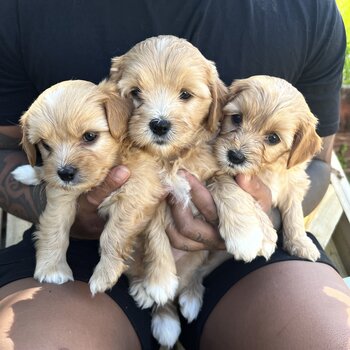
left=235, top=173, right=272, bottom=213
left=179, top=170, right=218, bottom=225
left=86, top=165, right=130, bottom=206
left=166, top=223, right=209, bottom=251
left=167, top=195, right=225, bottom=250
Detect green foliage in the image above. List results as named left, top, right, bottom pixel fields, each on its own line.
left=337, top=0, right=350, bottom=84
left=344, top=46, right=350, bottom=84
left=337, top=143, right=349, bottom=169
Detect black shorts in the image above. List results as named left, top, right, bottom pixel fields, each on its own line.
left=0, top=226, right=336, bottom=350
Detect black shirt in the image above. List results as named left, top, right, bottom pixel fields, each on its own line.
left=0, top=0, right=346, bottom=136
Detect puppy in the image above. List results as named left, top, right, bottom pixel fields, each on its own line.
left=109, top=35, right=227, bottom=346
left=214, top=75, right=322, bottom=261
left=12, top=80, right=165, bottom=295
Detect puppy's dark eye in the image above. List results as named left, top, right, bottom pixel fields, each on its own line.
left=179, top=90, right=192, bottom=100
left=231, top=114, right=242, bottom=125
left=265, top=133, right=281, bottom=145
left=83, top=132, right=98, bottom=143
left=41, top=141, right=51, bottom=152
left=130, top=88, right=141, bottom=99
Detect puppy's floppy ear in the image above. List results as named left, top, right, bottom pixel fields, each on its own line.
left=98, top=80, right=133, bottom=140
left=287, top=113, right=322, bottom=169
left=109, top=55, right=126, bottom=83
left=206, top=62, right=228, bottom=133
left=20, top=111, right=37, bottom=166
left=227, top=79, right=249, bottom=101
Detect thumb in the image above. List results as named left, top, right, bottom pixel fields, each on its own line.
left=86, top=165, right=130, bottom=206
left=235, top=174, right=259, bottom=196
left=108, top=165, right=130, bottom=187
left=235, top=174, right=272, bottom=212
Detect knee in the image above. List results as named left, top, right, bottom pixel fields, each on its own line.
left=0, top=279, right=141, bottom=350
left=200, top=262, right=350, bottom=350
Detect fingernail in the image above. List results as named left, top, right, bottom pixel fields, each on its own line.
left=235, top=174, right=250, bottom=185
left=111, top=166, right=130, bottom=182
left=244, top=175, right=251, bottom=182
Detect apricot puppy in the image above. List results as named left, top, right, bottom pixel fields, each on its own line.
left=109, top=35, right=227, bottom=346
left=215, top=75, right=322, bottom=261
left=12, top=80, right=165, bottom=295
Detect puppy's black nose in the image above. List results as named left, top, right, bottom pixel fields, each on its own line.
left=149, top=119, right=171, bottom=136
left=227, top=150, right=246, bottom=164
left=57, top=166, right=77, bottom=182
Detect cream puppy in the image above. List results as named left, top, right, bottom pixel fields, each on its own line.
left=109, top=35, right=228, bottom=346
left=214, top=75, right=322, bottom=260
left=12, top=80, right=165, bottom=295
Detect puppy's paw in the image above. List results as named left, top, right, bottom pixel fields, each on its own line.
left=284, top=236, right=320, bottom=262
left=259, top=236, right=277, bottom=261
left=34, top=261, right=74, bottom=284
left=11, top=165, right=41, bottom=186
left=178, top=285, right=204, bottom=323
left=254, top=204, right=277, bottom=260
left=225, top=228, right=263, bottom=262
left=143, top=273, right=179, bottom=306
left=89, top=261, right=122, bottom=295
left=152, top=311, right=181, bottom=348
left=258, top=225, right=277, bottom=260
left=129, top=279, right=155, bottom=309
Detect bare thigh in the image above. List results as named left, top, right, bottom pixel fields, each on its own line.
left=0, top=278, right=141, bottom=350
left=200, top=261, right=350, bottom=350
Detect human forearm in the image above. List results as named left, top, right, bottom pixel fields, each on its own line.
left=302, top=159, right=331, bottom=216
left=0, top=125, right=45, bottom=222
left=0, top=149, right=45, bottom=223
left=302, top=134, right=334, bottom=216
left=260, top=158, right=332, bottom=227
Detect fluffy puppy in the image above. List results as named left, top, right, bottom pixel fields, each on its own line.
left=12, top=80, right=165, bottom=295
left=214, top=75, right=322, bottom=260
left=109, top=35, right=227, bottom=346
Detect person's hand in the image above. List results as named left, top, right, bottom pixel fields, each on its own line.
left=235, top=174, right=272, bottom=214
left=166, top=171, right=277, bottom=252
left=166, top=170, right=225, bottom=251
left=235, top=174, right=281, bottom=229
left=70, top=165, right=130, bottom=239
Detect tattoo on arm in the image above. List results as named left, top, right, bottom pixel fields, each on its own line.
left=0, top=128, right=46, bottom=223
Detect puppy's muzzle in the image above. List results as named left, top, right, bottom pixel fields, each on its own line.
left=57, top=165, right=78, bottom=183
left=149, top=118, right=171, bottom=136
left=227, top=149, right=246, bottom=165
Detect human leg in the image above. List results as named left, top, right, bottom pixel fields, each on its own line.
left=0, top=278, right=141, bottom=350
left=200, top=260, right=350, bottom=350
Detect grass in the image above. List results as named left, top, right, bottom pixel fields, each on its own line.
left=336, top=1, right=350, bottom=179
left=338, top=143, right=349, bottom=168
left=337, top=0, right=350, bottom=84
